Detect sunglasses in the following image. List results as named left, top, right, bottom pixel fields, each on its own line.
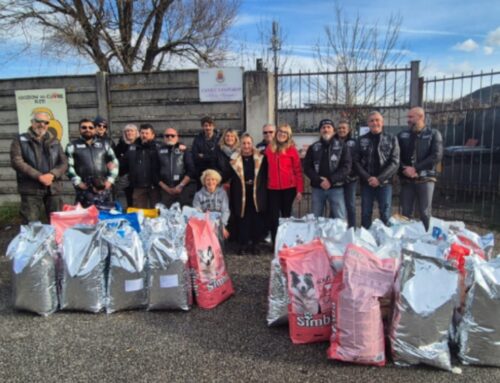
left=263, top=131, right=274, bottom=135
left=96, top=123, right=107, bottom=128
left=80, top=125, right=95, bottom=130
left=164, top=134, right=177, bottom=138
left=34, top=119, right=50, bottom=125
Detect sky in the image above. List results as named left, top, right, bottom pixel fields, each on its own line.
left=1, top=0, right=500, bottom=79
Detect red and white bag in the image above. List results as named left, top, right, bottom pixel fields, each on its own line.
left=50, top=203, right=99, bottom=244
left=185, top=216, right=234, bottom=309
left=279, top=239, right=333, bottom=344
left=327, top=244, right=396, bottom=366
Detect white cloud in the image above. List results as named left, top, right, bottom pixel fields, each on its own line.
left=484, top=46, right=494, bottom=55
left=453, top=39, right=479, bottom=52
left=486, top=27, right=500, bottom=46
left=233, top=14, right=265, bottom=27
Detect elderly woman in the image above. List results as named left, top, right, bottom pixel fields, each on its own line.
left=264, top=123, right=304, bottom=243
left=113, top=123, right=140, bottom=208
left=215, top=128, right=240, bottom=183
left=193, top=169, right=230, bottom=239
left=229, top=133, right=267, bottom=255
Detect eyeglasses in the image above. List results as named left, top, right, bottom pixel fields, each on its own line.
left=34, top=119, right=50, bottom=125
left=263, top=131, right=274, bottom=135
left=164, top=134, right=177, bottom=138
left=80, top=125, right=95, bottom=130
left=96, top=123, right=107, bottom=128
left=277, top=130, right=289, bottom=135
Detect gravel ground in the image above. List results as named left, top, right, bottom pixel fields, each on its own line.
left=1, top=224, right=500, bottom=383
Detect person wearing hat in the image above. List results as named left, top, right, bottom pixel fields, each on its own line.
left=304, top=118, right=351, bottom=219
left=94, top=116, right=115, bottom=149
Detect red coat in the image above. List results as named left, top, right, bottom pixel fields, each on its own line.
left=264, top=145, right=304, bottom=193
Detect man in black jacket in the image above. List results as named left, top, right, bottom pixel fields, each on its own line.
left=304, top=119, right=351, bottom=219
left=157, top=127, right=196, bottom=208
left=191, top=116, right=221, bottom=187
left=354, top=111, right=400, bottom=229
left=10, top=111, right=68, bottom=223
left=122, top=123, right=160, bottom=208
left=398, top=107, right=443, bottom=231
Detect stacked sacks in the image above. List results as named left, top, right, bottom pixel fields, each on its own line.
left=458, top=256, right=500, bottom=366
left=6, top=223, right=59, bottom=316
left=390, top=250, right=459, bottom=371
left=142, top=208, right=191, bottom=311
left=101, top=220, right=147, bottom=313
left=59, top=224, right=107, bottom=313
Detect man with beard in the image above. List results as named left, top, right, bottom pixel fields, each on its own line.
left=398, top=107, right=443, bottom=231
left=354, top=111, right=400, bottom=229
left=157, top=127, right=196, bottom=207
left=10, top=111, right=68, bottom=223
left=191, top=116, right=221, bottom=187
left=122, top=123, right=161, bottom=208
left=304, top=119, right=351, bottom=219
left=66, top=118, right=118, bottom=208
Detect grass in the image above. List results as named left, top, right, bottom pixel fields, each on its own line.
left=0, top=203, right=21, bottom=227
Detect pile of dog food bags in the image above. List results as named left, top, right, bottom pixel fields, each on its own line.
left=267, top=215, right=498, bottom=370
left=6, top=203, right=233, bottom=316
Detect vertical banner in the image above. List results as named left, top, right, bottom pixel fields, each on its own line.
left=198, top=67, right=243, bottom=102
left=15, top=89, right=69, bottom=147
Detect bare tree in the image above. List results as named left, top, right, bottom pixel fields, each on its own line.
left=314, top=4, right=407, bottom=125
left=0, top=0, right=240, bottom=73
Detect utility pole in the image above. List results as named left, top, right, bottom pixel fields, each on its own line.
left=270, top=21, right=281, bottom=127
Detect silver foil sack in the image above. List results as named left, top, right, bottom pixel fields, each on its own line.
left=6, top=223, right=58, bottom=316
left=101, top=220, right=147, bottom=313
left=391, top=250, right=459, bottom=371
left=142, top=215, right=191, bottom=311
left=458, top=256, right=500, bottom=366
left=59, top=224, right=107, bottom=313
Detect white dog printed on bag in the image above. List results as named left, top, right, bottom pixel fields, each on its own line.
left=198, top=246, right=218, bottom=282
left=290, top=271, right=320, bottom=315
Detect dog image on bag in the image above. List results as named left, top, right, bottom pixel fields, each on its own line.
left=290, top=271, right=320, bottom=315
left=198, top=246, right=218, bottom=282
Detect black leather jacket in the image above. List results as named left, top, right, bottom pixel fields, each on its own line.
left=304, top=137, right=351, bottom=188
left=397, top=126, right=443, bottom=181
left=124, top=139, right=161, bottom=188
left=354, top=131, right=400, bottom=184
left=157, top=143, right=195, bottom=187
left=339, top=135, right=358, bottom=183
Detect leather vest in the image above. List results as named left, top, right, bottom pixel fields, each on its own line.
left=71, top=138, right=109, bottom=180
left=158, top=145, right=186, bottom=186
left=18, top=133, right=59, bottom=180
left=311, top=138, right=344, bottom=185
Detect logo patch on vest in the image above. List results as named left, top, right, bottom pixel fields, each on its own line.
left=94, top=142, right=103, bottom=148
left=347, top=140, right=355, bottom=147
left=160, top=149, right=169, bottom=154
left=129, top=146, right=136, bottom=151
left=20, top=136, right=28, bottom=141
left=76, top=144, right=86, bottom=149
left=400, top=132, right=410, bottom=139
left=330, top=154, right=338, bottom=162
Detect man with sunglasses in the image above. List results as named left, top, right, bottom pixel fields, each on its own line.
left=256, top=123, right=276, bottom=151
left=66, top=118, right=119, bottom=207
left=157, top=127, right=196, bottom=207
left=10, top=111, right=68, bottom=223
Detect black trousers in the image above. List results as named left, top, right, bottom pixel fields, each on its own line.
left=268, top=187, right=297, bottom=243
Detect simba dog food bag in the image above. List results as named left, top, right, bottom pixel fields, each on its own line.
left=328, top=244, right=396, bottom=366
left=279, top=239, right=333, bottom=344
left=186, top=216, right=234, bottom=309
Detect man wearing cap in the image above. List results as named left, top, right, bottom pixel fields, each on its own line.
left=398, top=107, right=443, bottom=231
left=256, top=123, right=276, bottom=152
left=191, top=116, right=221, bottom=187
left=354, top=111, right=399, bottom=229
left=10, top=111, right=68, bottom=223
left=304, top=119, right=351, bottom=219
left=157, top=127, right=196, bottom=207
left=66, top=118, right=119, bottom=208
left=94, top=116, right=115, bottom=148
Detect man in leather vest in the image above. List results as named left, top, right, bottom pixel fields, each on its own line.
left=157, top=127, right=196, bottom=208
left=10, top=111, right=68, bottom=223
left=66, top=118, right=119, bottom=208
left=122, top=123, right=160, bottom=208
left=354, top=111, right=400, bottom=229
left=304, top=119, right=351, bottom=219
left=398, top=107, right=443, bottom=231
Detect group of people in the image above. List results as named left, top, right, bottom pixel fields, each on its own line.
left=10, top=106, right=442, bottom=254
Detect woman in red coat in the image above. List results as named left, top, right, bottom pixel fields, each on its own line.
left=264, top=123, right=304, bottom=243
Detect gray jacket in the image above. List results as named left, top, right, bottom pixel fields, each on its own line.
left=192, top=186, right=230, bottom=226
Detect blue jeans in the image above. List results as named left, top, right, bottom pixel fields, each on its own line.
left=361, top=183, right=392, bottom=229
left=311, top=187, right=346, bottom=219
left=343, top=180, right=357, bottom=228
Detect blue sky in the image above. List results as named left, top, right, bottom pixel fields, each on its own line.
left=2, top=0, right=500, bottom=79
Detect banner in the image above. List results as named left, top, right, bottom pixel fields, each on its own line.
left=198, top=67, right=243, bottom=102
left=15, top=89, right=69, bottom=147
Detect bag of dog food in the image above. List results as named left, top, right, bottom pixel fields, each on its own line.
left=185, top=216, right=234, bottom=309
left=59, top=224, right=107, bottom=313
left=328, top=244, right=396, bottom=366
left=279, top=239, right=333, bottom=344
left=50, top=204, right=99, bottom=244
left=390, top=249, right=459, bottom=371
left=6, top=223, right=59, bottom=316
